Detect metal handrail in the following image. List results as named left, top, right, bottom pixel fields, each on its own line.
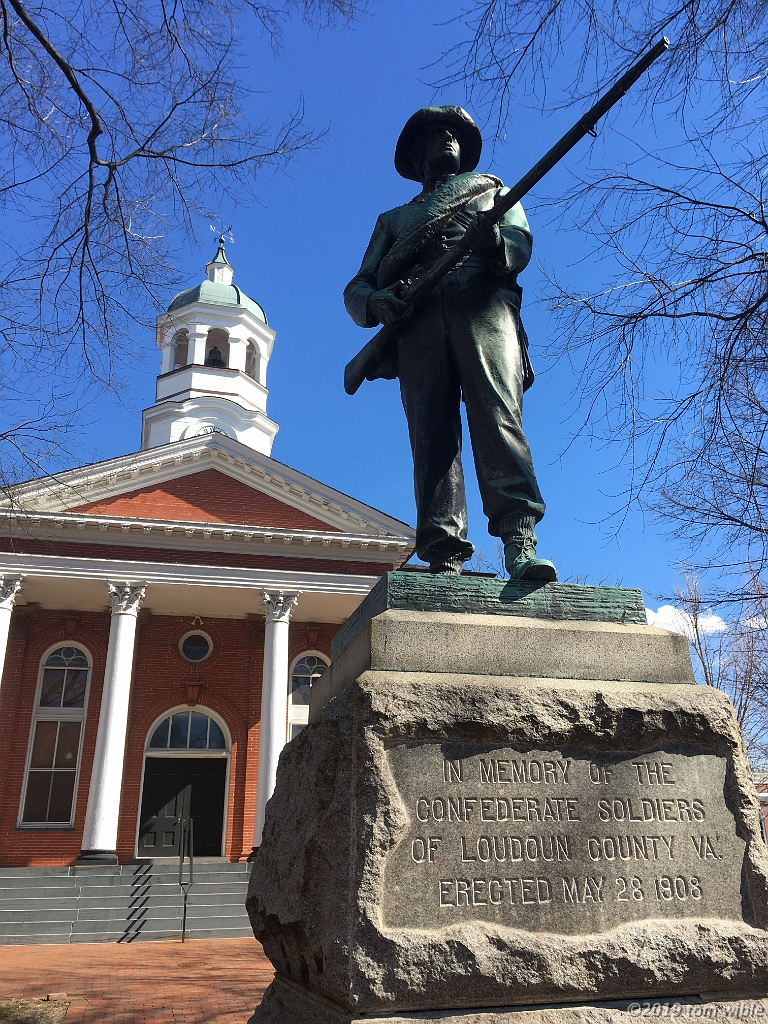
left=179, top=818, right=194, bottom=942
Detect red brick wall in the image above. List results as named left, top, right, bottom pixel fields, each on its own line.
left=0, top=609, right=110, bottom=866
left=66, top=468, right=341, bottom=532
left=0, top=607, right=336, bottom=866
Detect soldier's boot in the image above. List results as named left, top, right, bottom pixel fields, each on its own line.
left=502, top=516, right=557, bottom=582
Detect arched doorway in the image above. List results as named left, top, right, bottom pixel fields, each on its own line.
left=137, top=707, right=230, bottom=858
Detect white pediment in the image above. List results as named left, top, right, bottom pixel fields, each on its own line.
left=2, top=433, right=415, bottom=542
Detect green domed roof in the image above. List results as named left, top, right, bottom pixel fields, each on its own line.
left=167, top=241, right=267, bottom=322
left=167, top=280, right=267, bottom=323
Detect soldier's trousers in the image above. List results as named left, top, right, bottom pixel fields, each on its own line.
left=397, top=260, right=545, bottom=566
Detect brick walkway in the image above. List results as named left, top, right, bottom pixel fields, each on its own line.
left=0, top=937, right=274, bottom=1023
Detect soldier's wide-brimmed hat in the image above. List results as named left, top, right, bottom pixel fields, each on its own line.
left=395, top=105, right=483, bottom=182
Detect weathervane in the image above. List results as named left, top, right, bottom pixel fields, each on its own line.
left=209, top=221, right=234, bottom=244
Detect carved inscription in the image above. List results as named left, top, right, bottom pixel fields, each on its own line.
left=382, top=746, right=745, bottom=933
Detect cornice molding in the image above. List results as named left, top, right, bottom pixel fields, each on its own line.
left=0, top=550, right=381, bottom=596
left=0, top=509, right=411, bottom=563
left=157, top=304, right=276, bottom=346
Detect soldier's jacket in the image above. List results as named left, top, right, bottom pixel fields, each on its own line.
left=344, top=171, right=535, bottom=387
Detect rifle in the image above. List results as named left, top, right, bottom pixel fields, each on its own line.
left=344, top=36, right=670, bottom=396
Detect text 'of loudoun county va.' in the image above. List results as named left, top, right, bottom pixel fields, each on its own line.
left=383, top=745, right=745, bottom=934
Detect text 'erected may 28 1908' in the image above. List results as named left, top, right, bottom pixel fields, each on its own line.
left=382, top=745, right=744, bottom=934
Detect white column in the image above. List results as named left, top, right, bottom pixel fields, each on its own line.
left=188, top=325, right=209, bottom=365
left=0, top=576, right=23, bottom=693
left=160, top=340, right=175, bottom=374
left=78, top=581, right=147, bottom=864
left=255, top=342, right=266, bottom=386
left=161, top=344, right=175, bottom=376
left=228, top=335, right=247, bottom=372
left=253, top=591, right=299, bottom=850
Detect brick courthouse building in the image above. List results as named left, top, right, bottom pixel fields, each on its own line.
left=0, top=242, right=414, bottom=870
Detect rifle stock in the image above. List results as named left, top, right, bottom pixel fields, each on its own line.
left=344, top=36, right=669, bottom=397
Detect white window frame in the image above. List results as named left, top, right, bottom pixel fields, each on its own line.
left=287, top=651, right=329, bottom=741
left=173, top=330, right=189, bottom=369
left=17, top=642, right=93, bottom=830
left=142, top=705, right=231, bottom=757
left=178, top=630, right=214, bottom=664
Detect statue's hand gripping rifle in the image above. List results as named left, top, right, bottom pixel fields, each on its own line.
left=344, top=37, right=670, bottom=396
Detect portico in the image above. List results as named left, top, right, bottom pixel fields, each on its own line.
left=3, top=534, right=396, bottom=860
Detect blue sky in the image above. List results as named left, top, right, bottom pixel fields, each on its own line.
left=89, top=0, right=687, bottom=609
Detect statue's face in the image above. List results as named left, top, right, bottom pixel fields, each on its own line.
left=412, top=123, right=462, bottom=181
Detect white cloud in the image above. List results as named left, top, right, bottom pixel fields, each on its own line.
left=646, top=604, right=727, bottom=639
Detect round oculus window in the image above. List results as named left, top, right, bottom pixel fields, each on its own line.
left=179, top=631, right=212, bottom=663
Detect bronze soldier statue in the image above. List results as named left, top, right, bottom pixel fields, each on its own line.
left=344, top=105, right=556, bottom=581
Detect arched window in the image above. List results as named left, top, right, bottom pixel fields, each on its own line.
left=288, top=653, right=328, bottom=740
left=146, top=709, right=228, bottom=751
left=204, top=328, right=229, bottom=368
left=245, top=341, right=260, bottom=381
left=173, top=332, right=189, bottom=369
left=19, top=645, right=91, bottom=827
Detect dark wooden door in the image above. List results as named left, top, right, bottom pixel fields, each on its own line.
left=188, top=759, right=227, bottom=856
left=138, top=758, right=226, bottom=857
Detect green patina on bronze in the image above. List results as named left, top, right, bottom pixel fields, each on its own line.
left=331, top=571, right=646, bottom=660
left=343, top=108, right=551, bottom=580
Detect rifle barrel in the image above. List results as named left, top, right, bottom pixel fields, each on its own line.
left=490, top=36, right=671, bottom=224
left=344, top=36, right=670, bottom=396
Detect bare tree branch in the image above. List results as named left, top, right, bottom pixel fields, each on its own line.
left=674, top=574, right=768, bottom=767
left=434, top=2, right=768, bottom=599
left=0, top=0, right=366, bottom=482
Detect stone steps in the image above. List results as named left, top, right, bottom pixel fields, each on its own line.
left=0, top=861, right=253, bottom=944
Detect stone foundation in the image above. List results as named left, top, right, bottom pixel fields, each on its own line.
left=246, top=573, right=768, bottom=1020
left=251, top=978, right=768, bottom=1024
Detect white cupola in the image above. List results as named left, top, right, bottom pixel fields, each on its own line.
left=141, top=239, right=279, bottom=455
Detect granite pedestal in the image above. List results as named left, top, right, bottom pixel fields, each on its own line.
left=246, top=572, right=768, bottom=1022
